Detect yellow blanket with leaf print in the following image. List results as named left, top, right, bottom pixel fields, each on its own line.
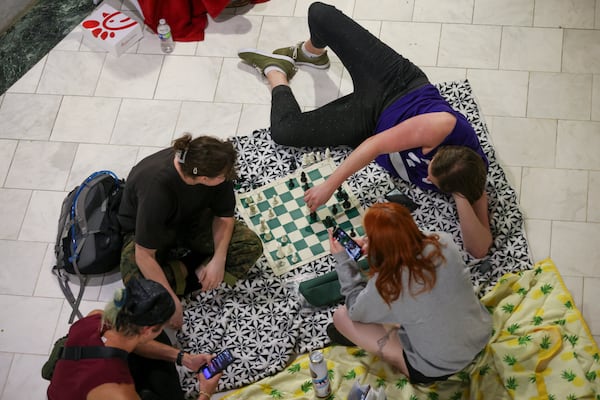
left=224, top=259, right=599, bottom=399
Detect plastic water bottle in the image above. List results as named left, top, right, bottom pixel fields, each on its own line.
left=157, top=18, right=174, bottom=54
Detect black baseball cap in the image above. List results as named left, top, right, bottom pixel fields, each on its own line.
left=125, top=278, right=175, bottom=326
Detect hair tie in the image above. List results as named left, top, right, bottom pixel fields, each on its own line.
left=177, top=149, right=188, bottom=164
left=193, top=167, right=198, bottom=175
left=114, top=288, right=128, bottom=310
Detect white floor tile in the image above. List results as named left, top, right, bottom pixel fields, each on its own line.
left=466, top=69, right=529, bottom=117
left=18, top=190, right=66, bottom=242
left=112, top=98, right=180, bottom=146
left=438, top=24, right=501, bottom=69
left=0, top=353, right=13, bottom=398
left=500, top=165, right=522, bottom=198
left=588, top=172, right=600, bottom=223
left=0, top=140, right=17, bottom=187
left=499, top=27, right=562, bottom=72
left=294, top=0, right=355, bottom=17
left=413, top=0, right=473, bottom=23
left=37, top=50, right=106, bottom=96
left=33, top=243, right=64, bottom=299
left=1, top=354, right=49, bottom=400
left=197, top=15, right=263, bottom=57
left=288, top=63, right=344, bottom=108
left=54, top=26, right=84, bottom=52
left=0, top=93, right=62, bottom=140
left=593, top=75, right=600, bottom=121
left=582, top=277, right=600, bottom=335
left=562, top=29, right=600, bottom=74
left=0, top=240, right=46, bottom=296
left=215, top=58, right=273, bottom=104
left=53, top=298, right=116, bottom=343
left=51, top=96, right=122, bottom=143
left=255, top=16, right=310, bottom=57
left=380, top=22, right=441, bottom=67
left=528, top=72, right=593, bottom=120
left=420, top=67, right=467, bottom=84
left=245, top=0, right=296, bottom=16
left=137, top=27, right=198, bottom=56
left=5, top=141, right=76, bottom=191
left=6, top=57, right=46, bottom=94
left=488, top=117, right=556, bottom=167
left=155, top=56, right=222, bottom=101
left=0, top=295, right=63, bottom=354
left=66, top=144, right=139, bottom=187
left=95, top=53, right=164, bottom=98
left=237, top=104, right=270, bottom=136
left=353, top=0, right=414, bottom=21
left=520, top=168, right=588, bottom=221
left=561, top=275, right=584, bottom=311
left=551, top=221, right=600, bottom=277
left=523, top=219, right=551, bottom=262
left=176, top=102, right=242, bottom=140
left=473, top=0, right=533, bottom=25
left=533, top=0, right=596, bottom=28
left=0, top=189, right=31, bottom=240
left=556, top=121, right=600, bottom=170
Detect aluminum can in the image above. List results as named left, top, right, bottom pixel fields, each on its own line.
left=309, top=350, right=331, bottom=398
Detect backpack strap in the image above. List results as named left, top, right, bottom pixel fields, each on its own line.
left=61, top=346, right=129, bottom=361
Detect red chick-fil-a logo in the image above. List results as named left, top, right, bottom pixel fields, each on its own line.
left=82, top=10, right=138, bottom=40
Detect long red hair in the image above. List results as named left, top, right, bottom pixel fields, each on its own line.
left=363, top=202, right=444, bottom=305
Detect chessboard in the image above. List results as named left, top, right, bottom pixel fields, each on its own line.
left=236, top=157, right=365, bottom=275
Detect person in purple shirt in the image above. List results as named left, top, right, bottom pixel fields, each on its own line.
left=238, top=2, right=492, bottom=258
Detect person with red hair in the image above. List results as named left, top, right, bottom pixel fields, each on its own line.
left=328, top=202, right=491, bottom=385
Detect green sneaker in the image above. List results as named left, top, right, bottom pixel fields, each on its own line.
left=238, top=48, right=297, bottom=80
left=273, top=42, right=330, bottom=69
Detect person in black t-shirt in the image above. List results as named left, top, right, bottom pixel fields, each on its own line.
left=118, top=133, right=263, bottom=329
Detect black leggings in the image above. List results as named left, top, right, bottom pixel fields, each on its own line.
left=270, top=1, right=429, bottom=148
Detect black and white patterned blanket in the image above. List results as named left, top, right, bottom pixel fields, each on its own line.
left=176, top=80, right=532, bottom=397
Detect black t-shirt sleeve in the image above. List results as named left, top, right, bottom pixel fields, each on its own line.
left=209, top=181, right=236, bottom=217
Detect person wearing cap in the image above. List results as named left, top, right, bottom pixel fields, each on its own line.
left=47, top=278, right=222, bottom=400
left=118, top=133, right=263, bottom=329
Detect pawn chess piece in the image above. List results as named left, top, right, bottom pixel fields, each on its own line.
left=256, top=192, right=263, bottom=201
left=272, top=196, right=279, bottom=206
left=268, top=208, right=275, bottom=218
left=291, top=253, right=299, bottom=263
left=342, top=199, right=351, bottom=209
left=349, top=228, right=356, bottom=237
left=281, top=235, right=288, bottom=244
left=246, top=196, right=254, bottom=204
left=264, top=231, right=272, bottom=241
left=325, top=148, right=331, bottom=159
left=300, top=171, right=307, bottom=182
left=331, top=205, right=338, bottom=214
left=288, top=178, right=295, bottom=189
left=249, top=204, right=258, bottom=215
left=276, top=247, right=285, bottom=259
left=259, top=219, right=267, bottom=232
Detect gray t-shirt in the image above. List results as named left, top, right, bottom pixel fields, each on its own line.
left=334, top=231, right=491, bottom=377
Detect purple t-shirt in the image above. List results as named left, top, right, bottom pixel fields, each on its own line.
left=374, top=84, right=488, bottom=192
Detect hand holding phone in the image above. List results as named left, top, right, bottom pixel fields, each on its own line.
left=199, top=349, right=235, bottom=379
left=332, top=226, right=362, bottom=261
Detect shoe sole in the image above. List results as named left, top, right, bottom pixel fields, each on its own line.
left=295, top=60, right=330, bottom=69
left=238, top=48, right=295, bottom=66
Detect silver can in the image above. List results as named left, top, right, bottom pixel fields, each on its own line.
left=309, top=350, right=331, bottom=398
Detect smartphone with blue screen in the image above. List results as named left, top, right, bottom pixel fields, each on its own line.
left=332, top=226, right=362, bottom=261
left=199, top=349, right=235, bottom=379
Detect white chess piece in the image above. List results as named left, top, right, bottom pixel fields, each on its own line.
left=280, top=235, right=288, bottom=244
left=276, top=247, right=285, bottom=259
left=268, top=208, right=275, bottom=218
left=286, top=244, right=294, bottom=255
left=272, top=197, right=279, bottom=206
left=260, top=219, right=267, bottom=232
left=249, top=204, right=257, bottom=215
left=315, top=152, right=322, bottom=162
left=325, top=148, right=331, bottom=159
left=246, top=196, right=254, bottom=204
left=256, top=192, right=263, bottom=201
left=264, top=231, right=272, bottom=241
left=291, top=253, right=299, bottom=263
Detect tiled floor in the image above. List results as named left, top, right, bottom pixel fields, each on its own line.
left=0, top=0, right=599, bottom=398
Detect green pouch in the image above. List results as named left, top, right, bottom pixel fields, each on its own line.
left=299, top=259, right=370, bottom=307
left=299, top=271, right=343, bottom=307
left=42, top=335, right=68, bottom=381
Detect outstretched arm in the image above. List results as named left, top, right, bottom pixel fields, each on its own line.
left=453, top=192, right=492, bottom=258
left=304, top=112, right=455, bottom=211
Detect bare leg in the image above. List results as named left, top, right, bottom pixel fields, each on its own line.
left=304, top=39, right=326, bottom=56
left=265, top=70, right=289, bottom=91
left=333, top=306, right=410, bottom=376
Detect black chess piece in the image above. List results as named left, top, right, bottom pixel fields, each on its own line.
left=303, top=182, right=310, bottom=191
left=342, top=199, right=351, bottom=209
left=310, top=211, right=317, bottom=222
left=300, top=171, right=307, bottom=182
left=324, top=216, right=334, bottom=228
left=349, top=228, right=356, bottom=237
left=288, top=179, right=295, bottom=189
left=331, top=205, right=338, bottom=214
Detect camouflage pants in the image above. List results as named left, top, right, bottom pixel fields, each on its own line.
left=120, top=219, right=263, bottom=295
